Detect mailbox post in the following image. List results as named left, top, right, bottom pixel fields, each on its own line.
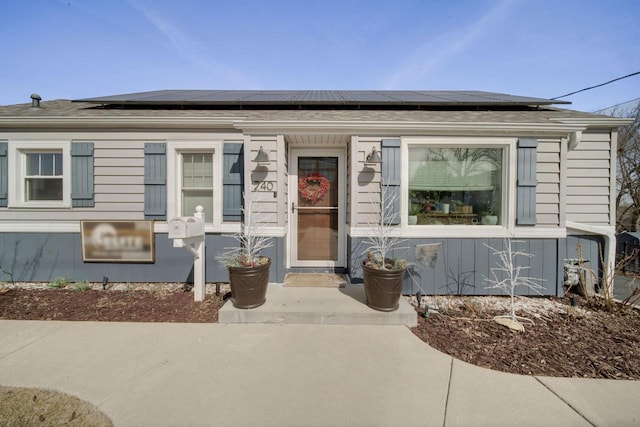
left=168, top=206, right=206, bottom=301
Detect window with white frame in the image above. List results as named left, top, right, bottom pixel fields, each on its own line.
left=407, top=146, right=504, bottom=225
left=181, top=152, right=214, bottom=218
left=25, top=152, right=63, bottom=201
left=9, top=142, right=71, bottom=207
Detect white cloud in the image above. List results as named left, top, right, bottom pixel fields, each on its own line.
left=383, top=0, right=516, bottom=89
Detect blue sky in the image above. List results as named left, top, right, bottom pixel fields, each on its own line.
left=1, top=0, right=639, bottom=112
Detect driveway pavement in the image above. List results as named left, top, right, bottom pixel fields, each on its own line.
left=615, top=274, right=639, bottom=303
left=0, top=320, right=639, bottom=426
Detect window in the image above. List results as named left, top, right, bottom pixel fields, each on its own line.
left=25, top=152, right=63, bottom=201
left=167, top=140, right=240, bottom=230
left=181, top=152, right=213, bottom=218
left=8, top=141, right=71, bottom=208
left=408, top=147, right=503, bottom=225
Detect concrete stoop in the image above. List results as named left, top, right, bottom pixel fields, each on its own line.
left=218, top=283, right=418, bottom=327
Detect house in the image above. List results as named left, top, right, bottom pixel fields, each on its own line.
left=0, top=90, right=631, bottom=295
left=617, top=232, right=640, bottom=274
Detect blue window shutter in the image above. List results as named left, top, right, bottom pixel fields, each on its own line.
left=223, top=142, right=244, bottom=221
left=381, top=138, right=401, bottom=225
left=71, top=142, right=94, bottom=207
left=516, top=138, right=537, bottom=225
left=0, top=142, right=7, bottom=207
left=144, top=143, right=166, bottom=220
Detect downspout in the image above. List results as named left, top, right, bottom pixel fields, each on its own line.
left=565, top=221, right=615, bottom=298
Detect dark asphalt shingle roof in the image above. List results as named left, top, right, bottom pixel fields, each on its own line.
left=0, top=99, right=605, bottom=124
left=74, top=90, right=570, bottom=106
left=0, top=90, right=621, bottom=130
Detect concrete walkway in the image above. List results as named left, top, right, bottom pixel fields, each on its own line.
left=1, top=320, right=639, bottom=427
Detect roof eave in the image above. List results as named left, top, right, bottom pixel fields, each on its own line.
left=0, top=116, right=596, bottom=136
left=234, top=120, right=587, bottom=136
left=0, top=116, right=244, bottom=130
left=551, top=117, right=635, bottom=127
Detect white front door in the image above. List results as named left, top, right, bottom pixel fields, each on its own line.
left=290, top=148, right=346, bottom=267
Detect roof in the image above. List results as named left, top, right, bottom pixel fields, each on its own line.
left=75, top=90, right=570, bottom=107
left=619, top=232, right=640, bottom=242
left=0, top=90, right=631, bottom=132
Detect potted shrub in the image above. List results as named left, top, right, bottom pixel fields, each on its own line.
left=217, top=194, right=273, bottom=309
left=408, top=203, right=421, bottom=225
left=361, top=186, right=407, bottom=311
left=480, top=200, right=498, bottom=225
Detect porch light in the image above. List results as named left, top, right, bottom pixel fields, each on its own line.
left=366, top=147, right=382, bottom=164
left=252, top=146, right=270, bottom=163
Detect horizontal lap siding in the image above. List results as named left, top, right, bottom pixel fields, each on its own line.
left=0, top=141, right=145, bottom=221
left=93, top=141, right=145, bottom=218
left=248, top=136, right=278, bottom=226
left=355, top=137, right=382, bottom=226
left=566, top=131, right=612, bottom=226
left=536, top=138, right=561, bottom=227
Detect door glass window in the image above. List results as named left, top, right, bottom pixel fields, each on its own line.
left=297, top=157, right=339, bottom=261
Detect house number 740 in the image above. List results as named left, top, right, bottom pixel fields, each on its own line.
left=253, top=181, right=274, bottom=192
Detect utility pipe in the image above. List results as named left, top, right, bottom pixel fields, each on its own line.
left=565, top=221, right=616, bottom=298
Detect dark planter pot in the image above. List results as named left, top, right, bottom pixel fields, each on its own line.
left=228, top=259, right=271, bottom=309
left=362, top=262, right=406, bottom=312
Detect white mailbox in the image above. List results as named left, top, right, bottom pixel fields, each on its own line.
left=168, top=216, right=205, bottom=239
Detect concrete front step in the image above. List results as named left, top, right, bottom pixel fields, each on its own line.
left=218, top=284, right=418, bottom=327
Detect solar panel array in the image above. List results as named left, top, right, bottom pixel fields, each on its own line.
left=76, top=90, right=568, bottom=106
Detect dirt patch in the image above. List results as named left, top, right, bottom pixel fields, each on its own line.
left=0, top=386, right=113, bottom=426
left=410, top=294, right=640, bottom=379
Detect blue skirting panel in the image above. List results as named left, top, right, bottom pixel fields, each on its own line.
left=349, top=236, right=603, bottom=296
left=0, top=232, right=602, bottom=294
left=0, top=233, right=285, bottom=284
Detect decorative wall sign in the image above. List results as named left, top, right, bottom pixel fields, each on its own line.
left=81, top=220, right=155, bottom=262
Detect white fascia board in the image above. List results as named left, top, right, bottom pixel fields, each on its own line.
left=551, top=117, right=634, bottom=127
left=0, top=131, right=244, bottom=142
left=0, top=117, right=245, bottom=130
left=235, top=120, right=587, bottom=135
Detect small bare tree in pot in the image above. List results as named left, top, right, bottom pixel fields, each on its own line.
left=361, top=185, right=407, bottom=311
left=217, top=194, right=273, bottom=309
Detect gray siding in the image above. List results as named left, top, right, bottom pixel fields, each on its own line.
left=246, top=135, right=279, bottom=226
left=355, top=136, right=382, bottom=225
left=536, top=138, right=561, bottom=227
left=349, top=236, right=563, bottom=296
left=0, top=233, right=286, bottom=284
left=566, top=131, right=613, bottom=225
left=565, top=234, right=603, bottom=282
left=0, top=140, right=145, bottom=221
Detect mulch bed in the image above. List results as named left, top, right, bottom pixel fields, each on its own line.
left=411, top=295, right=640, bottom=380
left=0, top=288, right=225, bottom=323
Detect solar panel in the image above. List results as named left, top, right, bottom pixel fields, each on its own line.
left=75, top=90, right=568, bottom=106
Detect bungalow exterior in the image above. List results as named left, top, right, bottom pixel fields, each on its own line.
left=0, top=90, right=631, bottom=295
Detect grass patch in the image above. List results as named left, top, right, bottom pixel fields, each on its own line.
left=48, top=277, right=70, bottom=289
left=71, top=281, right=92, bottom=292
left=0, top=386, right=113, bottom=426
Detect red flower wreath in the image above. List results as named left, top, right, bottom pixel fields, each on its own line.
left=298, top=172, right=331, bottom=203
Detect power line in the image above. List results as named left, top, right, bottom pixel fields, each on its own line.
left=551, top=71, right=640, bottom=100
left=594, top=97, right=640, bottom=114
